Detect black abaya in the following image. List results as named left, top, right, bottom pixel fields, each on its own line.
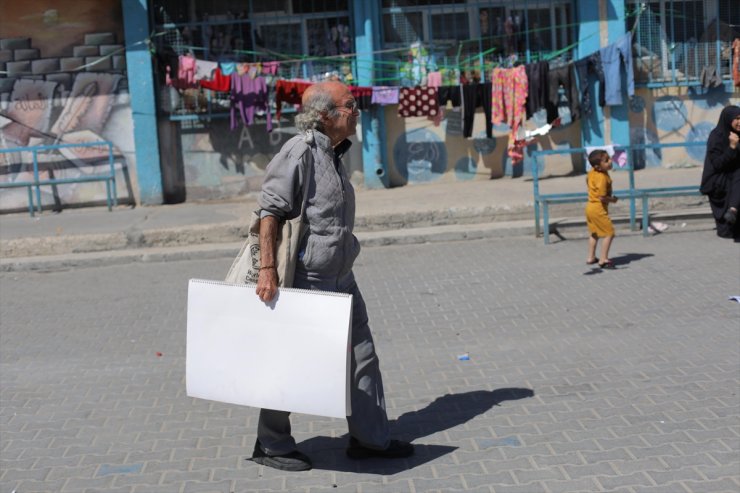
left=700, top=105, right=740, bottom=238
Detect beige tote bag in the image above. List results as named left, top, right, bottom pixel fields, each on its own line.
left=225, top=151, right=312, bottom=288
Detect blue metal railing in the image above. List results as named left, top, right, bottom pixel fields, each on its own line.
left=531, top=141, right=708, bottom=239
left=0, top=141, right=118, bottom=216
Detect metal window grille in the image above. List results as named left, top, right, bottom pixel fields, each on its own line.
left=628, top=0, right=738, bottom=85
left=152, top=0, right=353, bottom=119
left=378, top=0, right=576, bottom=86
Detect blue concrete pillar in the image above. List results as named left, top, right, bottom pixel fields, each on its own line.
left=604, top=0, right=631, bottom=151
left=122, top=0, right=163, bottom=204
left=352, top=0, right=389, bottom=188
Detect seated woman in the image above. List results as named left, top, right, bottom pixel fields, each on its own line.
left=700, top=105, right=740, bottom=239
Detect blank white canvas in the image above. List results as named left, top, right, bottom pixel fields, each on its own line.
left=186, top=279, right=352, bottom=419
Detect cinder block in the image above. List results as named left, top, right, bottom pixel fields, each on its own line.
left=60, top=57, right=84, bottom=71
left=84, top=33, right=116, bottom=46
left=0, top=38, right=31, bottom=51
left=73, top=45, right=99, bottom=57
left=99, top=44, right=124, bottom=56
left=0, top=77, right=16, bottom=93
left=45, top=73, right=72, bottom=91
left=85, top=56, right=112, bottom=71
left=13, top=48, right=40, bottom=61
left=32, top=58, right=60, bottom=75
left=112, top=55, right=127, bottom=71
left=0, top=50, right=12, bottom=63
left=6, top=61, right=31, bottom=77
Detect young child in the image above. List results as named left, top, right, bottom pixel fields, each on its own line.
left=585, top=149, right=619, bottom=269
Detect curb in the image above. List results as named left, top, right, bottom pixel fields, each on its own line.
left=0, top=213, right=717, bottom=272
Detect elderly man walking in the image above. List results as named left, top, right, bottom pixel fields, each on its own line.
left=250, top=81, right=414, bottom=471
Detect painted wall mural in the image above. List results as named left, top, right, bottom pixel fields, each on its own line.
left=629, top=87, right=740, bottom=170
left=0, top=0, right=133, bottom=213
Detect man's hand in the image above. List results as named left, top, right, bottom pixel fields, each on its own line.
left=256, top=267, right=278, bottom=302
left=729, top=132, right=739, bottom=149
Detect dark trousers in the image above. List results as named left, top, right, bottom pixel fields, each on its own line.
left=547, top=64, right=580, bottom=122
left=574, top=52, right=606, bottom=117
left=462, top=82, right=492, bottom=138
left=257, top=272, right=391, bottom=454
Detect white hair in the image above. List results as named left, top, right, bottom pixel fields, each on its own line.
left=294, top=87, right=341, bottom=132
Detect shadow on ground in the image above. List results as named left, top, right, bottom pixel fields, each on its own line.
left=299, top=388, right=534, bottom=473
left=583, top=252, right=655, bottom=275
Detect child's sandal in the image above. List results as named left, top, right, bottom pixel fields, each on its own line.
left=598, top=260, right=616, bottom=269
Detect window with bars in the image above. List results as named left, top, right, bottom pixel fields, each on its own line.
left=152, top=0, right=353, bottom=118
left=379, top=0, right=575, bottom=85
left=628, top=0, right=739, bottom=84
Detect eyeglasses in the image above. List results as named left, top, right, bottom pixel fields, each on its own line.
left=338, top=100, right=358, bottom=113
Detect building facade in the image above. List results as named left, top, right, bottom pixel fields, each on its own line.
left=0, top=0, right=738, bottom=212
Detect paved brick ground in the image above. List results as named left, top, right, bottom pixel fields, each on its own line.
left=1, top=231, right=738, bottom=493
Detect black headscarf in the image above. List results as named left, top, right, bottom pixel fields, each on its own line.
left=701, top=105, right=740, bottom=194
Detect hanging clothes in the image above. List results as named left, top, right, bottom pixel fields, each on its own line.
left=700, top=65, right=723, bottom=89
left=371, top=86, right=400, bottom=105
left=491, top=66, right=528, bottom=144
left=524, top=61, right=553, bottom=120
left=230, top=73, right=271, bottom=131
left=168, top=54, right=197, bottom=89
left=426, top=71, right=442, bottom=88
left=547, top=62, right=580, bottom=121
left=194, top=60, right=218, bottom=81
left=262, top=61, right=281, bottom=75
left=733, top=39, right=740, bottom=87
left=461, top=82, right=492, bottom=139
left=156, top=46, right=179, bottom=86
left=599, top=32, right=635, bottom=106
left=199, top=68, right=231, bottom=92
left=349, top=86, right=373, bottom=111
left=437, top=86, right=461, bottom=108
left=219, top=62, right=237, bottom=76
left=398, top=87, right=439, bottom=118
left=574, top=52, right=606, bottom=117
left=274, top=80, right=313, bottom=119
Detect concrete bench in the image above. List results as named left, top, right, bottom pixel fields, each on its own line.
left=0, top=141, right=118, bottom=217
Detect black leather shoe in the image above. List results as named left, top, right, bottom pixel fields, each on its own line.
left=250, top=440, right=312, bottom=471
left=346, top=437, right=414, bottom=459
left=723, top=209, right=737, bottom=225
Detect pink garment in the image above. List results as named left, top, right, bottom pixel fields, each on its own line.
left=371, top=86, right=399, bottom=105
left=491, top=66, right=528, bottom=155
left=262, top=61, right=280, bottom=75
left=427, top=71, right=442, bottom=88
left=176, top=55, right=197, bottom=88
left=231, top=73, right=272, bottom=132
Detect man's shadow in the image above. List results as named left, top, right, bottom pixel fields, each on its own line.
left=299, top=388, right=534, bottom=473
left=584, top=253, right=654, bottom=275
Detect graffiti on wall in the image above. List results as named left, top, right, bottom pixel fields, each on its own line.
left=0, top=1, right=132, bottom=212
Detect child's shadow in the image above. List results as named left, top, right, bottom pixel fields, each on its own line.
left=584, top=253, right=654, bottom=275
left=298, top=388, right=534, bottom=473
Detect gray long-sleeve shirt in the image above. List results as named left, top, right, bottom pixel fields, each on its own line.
left=257, top=130, right=360, bottom=281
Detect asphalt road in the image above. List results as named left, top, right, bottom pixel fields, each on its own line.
left=1, top=231, right=738, bottom=493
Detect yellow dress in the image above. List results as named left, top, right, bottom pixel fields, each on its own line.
left=585, top=169, right=615, bottom=237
